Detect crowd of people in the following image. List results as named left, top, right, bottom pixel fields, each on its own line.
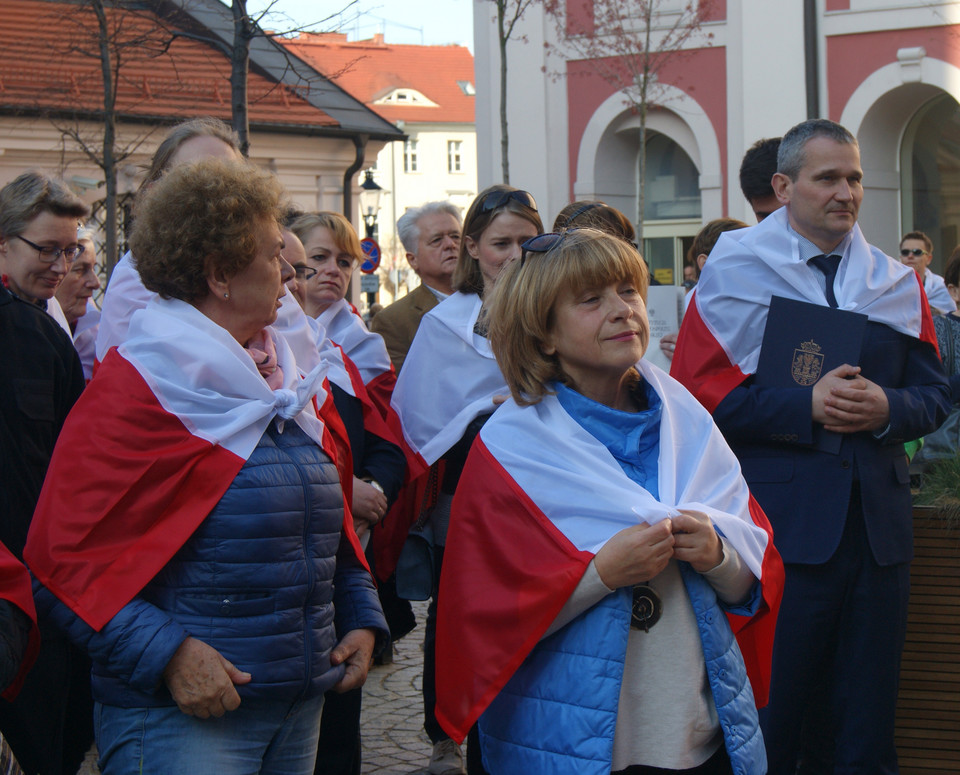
left=0, top=114, right=952, bottom=775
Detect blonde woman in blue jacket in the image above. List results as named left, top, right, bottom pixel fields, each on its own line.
left=435, top=229, right=783, bottom=775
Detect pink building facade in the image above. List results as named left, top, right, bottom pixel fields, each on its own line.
left=474, top=0, right=960, bottom=284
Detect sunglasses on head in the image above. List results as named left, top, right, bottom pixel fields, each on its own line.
left=900, top=248, right=928, bottom=257
left=479, top=189, right=538, bottom=214
left=519, top=231, right=575, bottom=267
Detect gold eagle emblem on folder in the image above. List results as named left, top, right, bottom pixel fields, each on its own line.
left=791, top=340, right=824, bottom=386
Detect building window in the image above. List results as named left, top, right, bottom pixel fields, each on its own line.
left=404, top=139, right=418, bottom=173
left=447, top=140, right=462, bottom=173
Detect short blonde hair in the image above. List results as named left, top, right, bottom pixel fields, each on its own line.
left=453, top=184, right=542, bottom=296
left=289, top=211, right=362, bottom=265
left=488, top=228, right=649, bottom=405
left=131, top=158, right=284, bottom=303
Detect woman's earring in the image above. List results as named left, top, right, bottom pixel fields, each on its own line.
left=224, top=292, right=230, bottom=299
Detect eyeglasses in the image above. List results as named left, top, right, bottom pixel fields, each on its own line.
left=14, top=235, right=85, bottom=264
left=900, top=248, right=928, bottom=257
left=519, top=231, right=569, bottom=267
left=479, top=189, right=538, bottom=214
left=293, top=264, right=317, bottom=280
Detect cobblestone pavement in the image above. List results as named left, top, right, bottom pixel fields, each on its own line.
left=77, top=600, right=438, bottom=775
left=360, top=599, right=435, bottom=774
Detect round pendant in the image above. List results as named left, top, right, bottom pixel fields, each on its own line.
left=631, top=584, right=663, bottom=632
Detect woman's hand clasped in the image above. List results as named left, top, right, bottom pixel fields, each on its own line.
left=671, top=509, right=723, bottom=573
left=163, top=636, right=252, bottom=719
left=594, top=509, right=724, bottom=589
left=594, top=519, right=675, bottom=589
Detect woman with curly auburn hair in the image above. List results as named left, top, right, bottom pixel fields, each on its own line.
left=435, top=228, right=783, bottom=775
left=25, top=158, right=387, bottom=775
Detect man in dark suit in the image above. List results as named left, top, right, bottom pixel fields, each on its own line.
left=672, top=119, right=950, bottom=774
left=371, top=202, right=461, bottom=373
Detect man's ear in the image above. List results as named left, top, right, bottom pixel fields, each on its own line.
left=771, top=172, right=792, bottom=206
left=406, top=252, right=419, bottom=272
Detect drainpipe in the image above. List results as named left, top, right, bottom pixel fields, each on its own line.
left=804, top=0, right=820, bottom=119
left=343, top=134, right=369, bottom=219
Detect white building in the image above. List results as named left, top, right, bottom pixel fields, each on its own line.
left=284, top=33, right=477, bottom=303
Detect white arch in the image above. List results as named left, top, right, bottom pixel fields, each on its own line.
left=574, top=84, right=723, bottom=218
left=839, top=55, right=960, bottom=254
left=840, top=56, right=960, bottom=139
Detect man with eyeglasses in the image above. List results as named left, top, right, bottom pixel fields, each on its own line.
left=371, top=201, right=462, bottom=373
left=0, top=170, right=91, bottom=775
left=899, top=231, right=956, bottom=315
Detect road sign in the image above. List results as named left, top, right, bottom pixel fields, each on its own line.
left=360, top=238, right=381, bottom=274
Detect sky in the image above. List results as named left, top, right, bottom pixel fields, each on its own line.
left=248, top=0, right=475, bottom=51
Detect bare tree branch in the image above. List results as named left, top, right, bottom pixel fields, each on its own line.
left=544, top=0, right=713, bottom=244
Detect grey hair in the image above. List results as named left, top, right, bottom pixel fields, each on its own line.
left=77, top=226, right=97, bottom=243
left=0, top=171, right=90, bottom=238
left=777, top=119, right=857, bottom=181
left=397, top=201, right=462, bottom=254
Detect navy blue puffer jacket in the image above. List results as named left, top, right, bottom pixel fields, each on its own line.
left=34, top=420, right=387, bottom=707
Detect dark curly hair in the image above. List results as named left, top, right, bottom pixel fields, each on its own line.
left=131, top=158, right=285, bottom=303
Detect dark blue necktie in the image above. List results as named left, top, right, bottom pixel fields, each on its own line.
left=809, top=254, right=841, bottom=308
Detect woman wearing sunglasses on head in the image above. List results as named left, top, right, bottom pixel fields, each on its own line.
left=434, top=228, right=783, bottom=775
left=391, top=184, right=542, bottom=775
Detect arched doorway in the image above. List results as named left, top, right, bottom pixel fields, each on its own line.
left=901, top=92, right=960, bottom=271
left=574, top=87, right=721, bottom=285
left=642, top=131, right=701, bottom=285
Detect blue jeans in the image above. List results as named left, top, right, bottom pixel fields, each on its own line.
left=95, top=694, right=324, bottom=775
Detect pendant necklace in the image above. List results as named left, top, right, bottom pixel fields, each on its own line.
left=631, top=583, right=663, bottom=631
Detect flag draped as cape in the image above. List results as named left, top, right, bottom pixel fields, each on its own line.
left=435, top=361, right=784, bottom=741
left=671, top=209, right=937, bottom=411
left=25, top=298, right=362, bottom=631
left=376, top=292, right=506, bottom=578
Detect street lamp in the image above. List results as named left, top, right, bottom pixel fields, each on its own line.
left=358, top=169, right=383, bottom=240
left=357, top=169, right=385, bottom=317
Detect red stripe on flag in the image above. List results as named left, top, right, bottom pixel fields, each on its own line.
left=25, top=351, right=245, bottom=631
left=671, top=297, right=748, bottom=413
left=726, top=494, right=783, bottom=708
left=0, top=543, right=38, bottom=699
left=435, top=440, right=592, bottom=743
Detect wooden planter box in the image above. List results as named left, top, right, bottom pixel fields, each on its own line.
left=896, top=506, right=960, bottom=773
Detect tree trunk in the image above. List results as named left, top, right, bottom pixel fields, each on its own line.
left=232, top=0, right=251, bottom=157
left=636, top=3, right=654, bottom=253
left=93, top=0, right=119, bottom=280
left=498, top=0, right=510, bottom=184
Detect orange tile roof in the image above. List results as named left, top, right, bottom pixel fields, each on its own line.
left=0, top=0, right=338, bottom=128
left=281, top=32, right=475, bottom=126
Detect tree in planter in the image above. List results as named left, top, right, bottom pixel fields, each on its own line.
left=542, top=0, right=713, bottom=247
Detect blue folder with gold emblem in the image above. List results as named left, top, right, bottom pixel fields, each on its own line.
left=755, top=295, right=868, bottom=453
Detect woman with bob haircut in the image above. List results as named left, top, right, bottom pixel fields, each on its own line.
left=434, top=229, right=783, bottom=775
left=391, top=184, right=542, bottom=774
left=25, top=158, right=387, bottom=775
